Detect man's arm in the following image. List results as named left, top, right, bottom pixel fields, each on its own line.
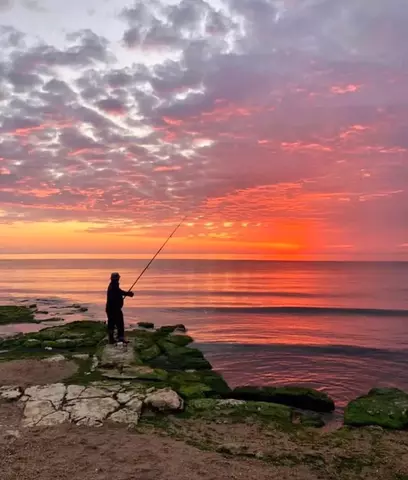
left=120, top=289, right=134, bottom=297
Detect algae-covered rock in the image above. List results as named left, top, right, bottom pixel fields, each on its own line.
left=178, top=383, right=213, bottom=399
left=232, top=386, right=335, bottom=413
left=0, top=321, right=106, bottom=357
left=157, top=324, right=186, bottom=335
left=166, top=334, right=194, bottom=347
left=139, top=344, right=161, bottom=361
left=170, top=370, right=231, bottom=398
left=23, top=339, right=42, bottom=348
left=137, top=322, right=155, bottom=329
left=344, top=387, right=408, bottom=429
left=0, top=306, right=37, bottom=325
left=132, top=330, right=157, bottom=350
left=187, top=398, right=293, bottom=424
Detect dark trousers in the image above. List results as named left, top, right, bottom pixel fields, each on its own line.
left=106, top=309, right=124, bottom=343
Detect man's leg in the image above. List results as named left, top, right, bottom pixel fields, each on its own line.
left=117, top=310, right=125, bottom=342
left=106, top=311, right=115, bottom=344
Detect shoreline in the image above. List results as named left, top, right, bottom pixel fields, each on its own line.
left=1, top=307, right=408, bottom=478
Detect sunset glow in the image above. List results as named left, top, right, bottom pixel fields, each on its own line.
left=0, top=0, right=407, bottom=260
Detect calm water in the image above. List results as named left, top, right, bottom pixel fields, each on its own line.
left=1, top=258, right=408, bottom=408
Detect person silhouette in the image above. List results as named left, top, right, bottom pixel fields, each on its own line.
left=105, top=272, right=134, bottom=344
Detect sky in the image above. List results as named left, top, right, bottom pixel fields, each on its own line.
left=0, top=0, right=407, bottom=259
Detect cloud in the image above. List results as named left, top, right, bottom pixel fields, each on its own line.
left=0, top=0, right=407, bottom=255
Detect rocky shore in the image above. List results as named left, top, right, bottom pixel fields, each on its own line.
left=1, top=305, right=408, bottom=479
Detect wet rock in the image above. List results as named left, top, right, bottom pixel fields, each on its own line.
left=344, top=387, right=408, bottom=429
left=166, top=334, right=194, bottom=347
left=0, top=306, right=37, bottom=325
left=231, top=386, right=335, bottom=413
left=157, top=324, right=186, bottom=334
left=144, top=388, right=184, bottom=412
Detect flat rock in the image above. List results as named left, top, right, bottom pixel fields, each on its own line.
left=78, top=386, right=112, bottom=399
left=64, top=397, right=119, bottom=426
left=66, top=385, right=86, bottom=401
left=110, top=408, right=140, bottom=425
left=144, top=388, right=184, bottom=412
left=42, top=354, right=66, bottom=363
left=23, top=400, right=56, bottom=427
left=25, top=383, right=66, bottom=409
left=100, top=343, right=135, bottom=368
left=36, top=410, right=70, bottom=426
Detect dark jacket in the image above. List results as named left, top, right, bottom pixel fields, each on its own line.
left=106, top=280, right=132, bottom=312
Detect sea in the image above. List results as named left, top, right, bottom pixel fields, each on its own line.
left=1, top=258, right=408, bottom=410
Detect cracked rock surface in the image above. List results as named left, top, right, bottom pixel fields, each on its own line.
left=2, top=382, right=183, bottom=428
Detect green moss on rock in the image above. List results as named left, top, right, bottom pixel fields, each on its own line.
left=232, top=386, right=335, bottom=413
left=139, top=344, right=161, bottom=361
left=344, top=387, right=408, bottom=429
left=166, top=334, right=194, bottom=347
left=0, top=306, right=37, bottom=325
left=187, top=398, right=293, bottom=424
left=178, top=383, right=213, bottom=399
left=170, top=370, right=231, bottom=398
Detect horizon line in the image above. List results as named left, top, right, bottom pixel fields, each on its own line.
left=0, top=253, right=407, bottom=262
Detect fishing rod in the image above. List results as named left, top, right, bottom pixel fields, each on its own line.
left=127, top=215, right=187, bottom=292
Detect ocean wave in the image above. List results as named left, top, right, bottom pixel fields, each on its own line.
left=169, top=305, right=408, bottom=317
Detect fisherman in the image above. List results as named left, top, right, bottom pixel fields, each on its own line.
left=106, top=272, right=134, bottom=344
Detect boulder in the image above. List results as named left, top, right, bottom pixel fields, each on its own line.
left=231, top=386, right=335, bottom=413
left=144, top=388, right=184, bottom=412
left=344, top=387, right=408, bottom=429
